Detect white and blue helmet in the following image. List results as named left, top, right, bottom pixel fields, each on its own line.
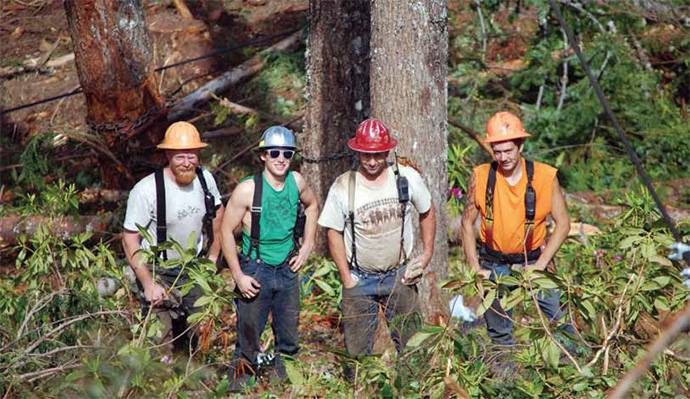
left=258, top=126, right=296, bottom=149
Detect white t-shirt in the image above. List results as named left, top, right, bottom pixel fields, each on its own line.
left=318, top=165, right=432, bottom=272
left=123, top=168, right=222, bottom=260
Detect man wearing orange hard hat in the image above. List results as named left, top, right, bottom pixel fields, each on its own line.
left=122, top=121, right=225, bottom=357
left=461, top=112, right=576, bottom=370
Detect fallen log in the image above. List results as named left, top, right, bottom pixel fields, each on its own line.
left=78, top=188, right=126, bottom=204
left=0, top=214, right=112, bottom=249
left=167, top=30, right=303, bottom=120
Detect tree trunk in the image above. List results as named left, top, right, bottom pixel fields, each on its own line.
left=64, top=0, right=165, bottom=189
left=303, top=0, right=371, bottom=253
left=370, top=1, right=449, bottom=320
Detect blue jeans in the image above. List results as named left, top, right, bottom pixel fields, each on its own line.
left=233, top=256, right=300, bottom=367
left=341, top=266, right=421, bottom=357
left=481, top=261, right=575, bottom=345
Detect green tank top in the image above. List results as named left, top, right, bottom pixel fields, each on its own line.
left=241, top=171, right=299, bottom=266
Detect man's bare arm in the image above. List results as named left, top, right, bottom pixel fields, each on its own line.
left=461, top=172, right=482, bottom=273
left=122, top=230, right=166, bottom=302
left=207, top=204, right=225, bottom=264
left=327, top=228, right=357, bottom=289
left=531, top=177, right=570, bottom=271
left=220, top=181, right=261, bottom=298
left=418, top=204, right=436, bottom=268
left=290, top=172, right=319, bottom=271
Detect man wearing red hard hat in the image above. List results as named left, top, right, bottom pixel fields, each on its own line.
left=461, top=111, right=576, bottom=374
left=318, top=118, right=436, bottom=378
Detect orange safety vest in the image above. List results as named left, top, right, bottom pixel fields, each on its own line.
left=473, top=159, right=557, bottom=254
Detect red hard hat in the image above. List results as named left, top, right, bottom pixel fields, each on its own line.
left=347, top=118, right=398, bottom=153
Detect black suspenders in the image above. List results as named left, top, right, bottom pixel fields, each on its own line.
left=154, top=169, right=168, bottom=262
left=347, top=165, right=410, bottom=271
left=154, top=168, right=217, bottom=260
left=484, top=159, right=536, bottom=251
left=347, top=171, right=358, bottom=270
left=249, top=173, right=263, bottom=261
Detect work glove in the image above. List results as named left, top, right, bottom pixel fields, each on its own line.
left=668, top=242, right=690, bottom=262
left=402, top=257, right=424, bottom=285
left=668, top=242, right=690, bottom=289
left=682, top=268, right=690, bottom=290
left=448, top=294, right=476, bottom=322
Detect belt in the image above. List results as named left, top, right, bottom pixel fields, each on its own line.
left=351, top=263, right=402, bottom=277
left=479, top=244, right=541, bottom=265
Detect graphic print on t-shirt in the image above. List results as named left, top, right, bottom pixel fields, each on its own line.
left=177, top=205, right=202, bottom=221
left=356, top=197, right=403, bottom=235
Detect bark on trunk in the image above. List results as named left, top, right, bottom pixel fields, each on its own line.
left=0, top=214, right=112, bottom=249
left=303, top=0, right=371, bottom=253
left=370, top=0, right=449, bottom=320
left=64, top=0, right=165, bottom=189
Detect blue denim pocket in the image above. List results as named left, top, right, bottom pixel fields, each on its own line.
left=241, top=256, right=259, bottom=277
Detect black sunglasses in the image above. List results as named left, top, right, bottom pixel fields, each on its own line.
left=267, top=149, right=295, bottom=159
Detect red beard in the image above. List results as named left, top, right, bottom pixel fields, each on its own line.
left=172, top=166, right=196, bottom=185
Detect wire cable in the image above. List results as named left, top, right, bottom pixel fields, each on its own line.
left=1, top=27, right=301, bottom=116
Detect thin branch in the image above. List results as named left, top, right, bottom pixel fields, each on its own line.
left=448, top=118, right=493, bottom=156
left=474, top=0, right=487, bottom=62
left=608, top=304, right=690, bottom=398
left=559, top=0, right=606, bottom=33
left=23, top=310, right=128, bottom=355
left=17, top=361, right=80, bottom=383
left=526, top=277, right=583, bottom=373
left=586, top=267, right=638, bottom=369
left=557, top=28, right=569, bottom=113
left=536, top=84, right=545, bottom=111
left=16, top=289, right=67, bottom=340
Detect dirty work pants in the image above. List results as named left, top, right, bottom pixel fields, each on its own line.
left=138, top=267, right=203, bottom=351
left=341, top=266, right=421, bottom=357
left=233, top=256, right=300, bottom=368
left=480, top=260, right=576, bottom=346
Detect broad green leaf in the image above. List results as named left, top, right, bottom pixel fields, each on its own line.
left=533, top=277, right=559, bottom=290
left=193, top=295, right=214, bottom=308
left=545, top=339, right=561, bottom=369
left=496, top=275, right=520, bottom=287
left=654, top=296, right=670, bottom=312
left=476, top=289, right=496, bottom=317
left=500, top=288, right=524, bottom=311
left=406, top=330, right=436, bottom=348
left=284, top=358, right=304, bottom=386
left=314, top=279, right=335, bottom=296
left=187, top=312, right=205, bottom=325
left=312, top=264, right=332, bottom=278
left=581, top=300, right=597, bottom=321
left=641, top=280, right=661, bottom=291
left=652, top=275, right=672, bottom=287
left=618, top=236, right=639, bottom=249
left=650, top=255, right=672, bottom=267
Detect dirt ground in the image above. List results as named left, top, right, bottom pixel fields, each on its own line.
left=0, top=0, right=306, bottom=146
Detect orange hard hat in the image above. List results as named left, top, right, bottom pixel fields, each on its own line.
left=157, top=121, right=208, bottom=150
left=484, top=111, right=531, bottom=143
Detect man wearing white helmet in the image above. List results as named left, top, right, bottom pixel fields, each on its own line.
left=221, top=126, right=318, bottom=390
left=122, top=121, right=225, bottom=356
